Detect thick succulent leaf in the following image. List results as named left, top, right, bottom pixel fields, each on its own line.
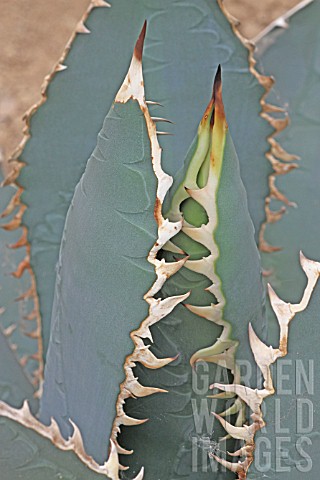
left=117, top=70, right=267, bottom=479
left=0, top=180, right=42, bottom=386
left=40, top=99, right=157, bottom=463
left=40, top=28, right=187, bottom=477
left=246, top=1, right=320, bottom=477
left=13, top=0, right=272, bottom=356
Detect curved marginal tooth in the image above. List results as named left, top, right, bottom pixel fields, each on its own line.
left=127, top=377, right=166, bottom=398
left=182, top=224, right=215, bottom=251
left=210, top=453, right=245, bottom=474
left=248, top=323, right=279, bottom=366
left=299, top=251, right=320, bottom=275
left=25, top=327, right=40, bottom=339
left=11, top=258, right=30, bottom=278
left=113, top=439, right=133, bottom=455
left=266, top=148, right=284, bottom=168
left=151, top=117, right=173, bottom=124
left=205, top=284, right=222, bottom=300
left=119, top=463, right=129, bottom=471
left=248, top=323, right=279, bottom=389
left=269, top=138, right=299, bottom=162
left=21, top=400, right=32, bottom=416
left=268, top=284, right=292, bottom=327
left=211, top=383, right=269, bottom=414
left=156, top=131, right=173, bottom=135
left=1, top=189, right=22, bottom=217
left=213, top=413, right=254, bottom=441
left=50, top=417, right=63, bottom=444
left=104, top=440, right=121, bottom=479
left=68, top=420, right=86, bottom=455
left=145, top=293, right=190, bottom=330
left=56, top=64, right=68, bottom=72
left=133, top=467, right=145, bottom=480
left=9, top=231, right=28, bottom=249
left=291, top=252, right=320, bottom=313
left=120, top=414, right=148, bottom=427
left=131, top=344, right=176, bottom=370
left=91, top=0, right=111, bottom=7
left=266, top=114, right=289, bottom=132
left=76, top=21, right=91, bottom=34
left=2, top=216, right=21, bottom=231
left=146, top=100, right=163, bottom=106
left=185, top=303, right=223, bottom=325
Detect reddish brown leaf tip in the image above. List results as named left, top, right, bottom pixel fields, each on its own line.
left=214, top=65, right=222, bottom=91
left=210, top=64, right=226, bottom=130
left=134, top=21, right=147, bottom=62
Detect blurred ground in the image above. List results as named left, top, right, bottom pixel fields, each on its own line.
left=0, top=0, right=300, bottom=164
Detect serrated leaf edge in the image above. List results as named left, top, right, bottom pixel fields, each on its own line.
left=0, top=400, right=143, bottom=479
left=218, top=0, right=300, bottom=255
left=108, top=23, right=190, bottom=470
left=0, top=0, right=111, bottom=391
left=210, top=252, right=320, bottom=478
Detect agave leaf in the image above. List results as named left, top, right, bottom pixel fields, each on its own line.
left=116, top=67, right=267, bottom=478
left=243, top=1, right=320, bottom=476
left=39, top=26, right=187, bottom=476
left=9, top=0, right=272, bottom=357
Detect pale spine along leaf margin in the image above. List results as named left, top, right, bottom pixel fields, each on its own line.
left=0, top=0, right=111, bottom=394
left=165, top=67, right=247, bottom=439
left=163, top=68, right=320, bottom=478
left=211, top=252, right=320, bottom=478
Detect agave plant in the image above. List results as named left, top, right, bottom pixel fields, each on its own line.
left=1, top=1, right=319, bottom=479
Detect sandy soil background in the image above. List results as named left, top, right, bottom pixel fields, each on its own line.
left=0, top=0, right=300, bottom=164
